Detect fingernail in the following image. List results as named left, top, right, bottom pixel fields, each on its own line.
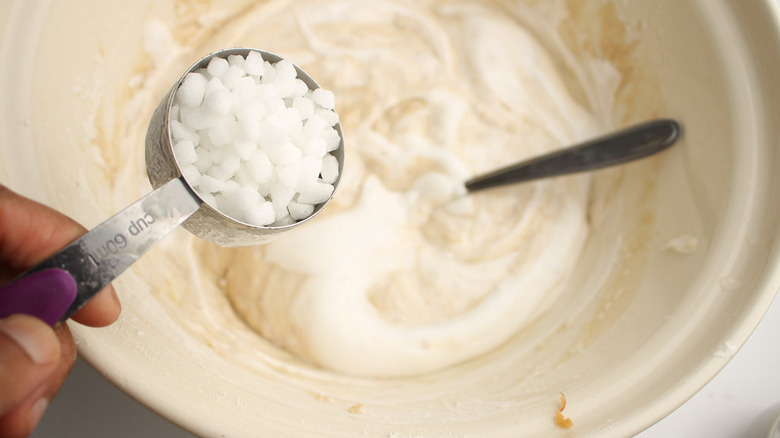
left=0, top=268, right=78, bottom=326
left=0, top=314, right=60, bottom=364
left=28, top=397, right=49, bottom=429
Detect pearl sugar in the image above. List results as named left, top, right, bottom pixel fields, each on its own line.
left=170, top=51, right=341, bottom=226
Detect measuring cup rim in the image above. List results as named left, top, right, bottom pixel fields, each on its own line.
left=161, top=47, right=346, bottom=231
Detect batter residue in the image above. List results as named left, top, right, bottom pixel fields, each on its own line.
left=139, top=0, right=620, bottom=377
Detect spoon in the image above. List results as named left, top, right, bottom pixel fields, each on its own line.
left=0, top=48, right=345, bottom=326
left=464, top=119, right=680, bottom=192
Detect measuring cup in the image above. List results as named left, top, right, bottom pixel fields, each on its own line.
left=0, top=48, right=345, bottom=325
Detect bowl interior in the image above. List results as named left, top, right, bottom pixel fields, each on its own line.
left=0, top=1, right=779, bottom=436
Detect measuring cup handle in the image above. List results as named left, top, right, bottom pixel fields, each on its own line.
left=0, top=177, right=200, bottom=324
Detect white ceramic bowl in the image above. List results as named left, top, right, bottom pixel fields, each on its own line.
left=1, top=1, right=779, bottom=437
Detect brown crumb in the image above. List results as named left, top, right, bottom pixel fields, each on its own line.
left=349, top=403, right=364, bottom=415
left=315, top=393, right=331, bottom=402
left=555, top=393, right=574, bottom=429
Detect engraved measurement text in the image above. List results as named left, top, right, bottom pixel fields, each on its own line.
left=87, top=213, right=156, bottom=267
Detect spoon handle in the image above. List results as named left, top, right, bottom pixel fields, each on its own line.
left=464, top=119, right=681, bottom=192
left=0, top=177, right=200, bottom=324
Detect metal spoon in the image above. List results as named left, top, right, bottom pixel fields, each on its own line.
left=0, top=48, right=345, bottom=325
left=464, top=119, right=680, bottom=192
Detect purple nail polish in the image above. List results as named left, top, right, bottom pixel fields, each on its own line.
left=0, top=268, right=78, bottom=326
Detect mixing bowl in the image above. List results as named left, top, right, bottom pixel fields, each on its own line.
left=0, top=0, right=779, bottom=436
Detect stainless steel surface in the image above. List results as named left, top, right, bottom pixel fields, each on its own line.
left=464, top=119, right=680, bottom=192
left=146, top=48, right=345, bottom=246
left=26, top=177, right=199, bottom=320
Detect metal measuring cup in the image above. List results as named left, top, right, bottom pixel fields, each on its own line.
left=0, top=48, right=344, bottom=325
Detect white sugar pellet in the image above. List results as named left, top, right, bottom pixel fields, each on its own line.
left=221, top=180, right=241, bottom=196
left=227, top=54, right=245, bottom=68
left=322, top=127, right=341, bottom=152
left=199, top=175, right=226, bottom=193
left=303, top=138, right=327, bottom=158
left=208, top=120, right=237, bottom=146
left=256, top=83, right=280, bottom=101
left=296, top=182, right=334, bottom=204
left=233, top=141, right=257, bottom=161
left=320, top=154, right=339, bottom=184
left=204, top=88, right=233, bottom=115
left=257, top=178, right=275, bottom=198
left=223, top=187, right=260, bottom=215
left=274, top=60, right=297, bottom=82
left=269, top=107, right=303, bottom=134
left=298, top=156, right=322, bottom=188
left=221, top=65, right=245, bottom=90
left=220, top=152, right=241, bottom=174
left=244, top=201, right=275, bottom=226
left=171, top=51, right=341, bottom=225
left=274, top=78, right=296, bottom=99
left=205, top=77, right=225, bottom=94
left=271, top=184, right=296, bottom=221
left=258, top=121, right=288, bottom=148
left=173, top=140, right=198, bottom=165
left=180, top=164, right=202, bottom=187
left=207, top=56, right=229, bottom=78
left=287, top=201, right=315, bottom=221
left=278, top=163, right=302, bottom=188
left=264, top=97, right=285, bottom=115
left=271, top=215, right=296, bottom=227
left=208, top=146, right=228, bottom=164
left=265, top=142, right=302, bottom=167
left=235, top=99, right=265, bottom=122
left=170, top=120, right=200, bottom=145
left=291, top=79, right=309, bottom=98
left=177, top=72, right=208, bottom=107
left=247, top=151, right=273, bottom=183
left=244, top=51, right=265, bottom=76
left=302, top=115, right=327, bottom=138
left=312, top=88, right=335, bottom=110
left=261, top=61, right=276, bottom=83
left=184, top=108, right=220, bottom=130
left=232, top=76, right=257, bottom=103
left=200, top=192, right=217, bottom=208
left=207, top=165, right=234, bottom=181
left=193, top=149, right=213, bottom=173
left=292, top=96, right=315, bottom=120
left=315, top=107, right=340, bottom=127
left=234, top=165, right=259, bottom=190
left=237, top=119, right=260, bottom=142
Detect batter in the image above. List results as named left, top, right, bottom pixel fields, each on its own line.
left=134, top=0, right=620, bottom=377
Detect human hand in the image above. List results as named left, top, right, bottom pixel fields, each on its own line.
left=0, top=185, right=121, bottom=438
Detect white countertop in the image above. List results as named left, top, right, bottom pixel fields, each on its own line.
left=637, top=290, right=780, bottom=438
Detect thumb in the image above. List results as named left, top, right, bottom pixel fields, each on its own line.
left=0, top=315, right=60, bottom=437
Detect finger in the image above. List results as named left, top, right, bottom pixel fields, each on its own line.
left=70, top=286, right=121, bottom=327
left=0, top=320, right=75, bottom=438
left=0, top=185, right=84, bottom=273
left=0, top=315, right=60, bottom=418
left=0, top=185, right=121, bottom=327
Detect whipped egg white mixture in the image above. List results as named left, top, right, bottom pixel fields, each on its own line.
left=126, top=0, right=621, bottom=378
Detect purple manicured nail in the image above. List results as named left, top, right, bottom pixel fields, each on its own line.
left=0, top=268, right=78, bottom=326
